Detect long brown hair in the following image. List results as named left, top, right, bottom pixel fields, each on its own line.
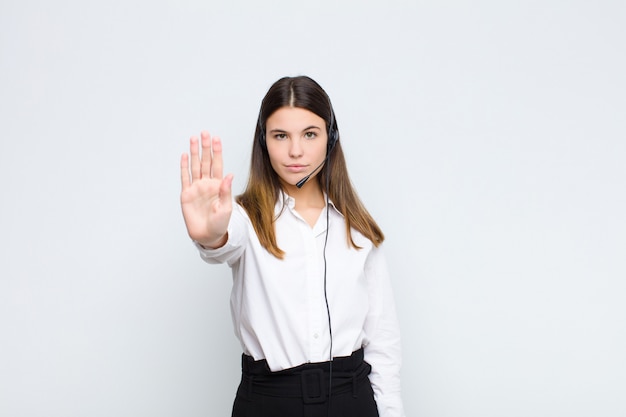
left=236, top=76, right=384, bottom=258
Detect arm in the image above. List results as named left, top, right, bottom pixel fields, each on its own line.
left=363, top=245, right=405, bottom=417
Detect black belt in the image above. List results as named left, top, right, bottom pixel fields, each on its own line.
left=239, top=349, right=371, bottom=404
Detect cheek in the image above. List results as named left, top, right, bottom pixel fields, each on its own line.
left=314, top=144, right=328, bottom=162
left=266, top=148, right=282, bottom=172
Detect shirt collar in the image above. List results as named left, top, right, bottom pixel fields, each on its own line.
left=275, top=190, right=343, bottom=218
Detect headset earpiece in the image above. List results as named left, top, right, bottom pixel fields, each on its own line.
left=258, top=118, right=267, bottom=149
left=326, top=107, right=338, bottom=153
left=327, top=128, right=338, bottom=153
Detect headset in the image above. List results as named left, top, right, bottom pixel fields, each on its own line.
left=325, top=108, right=339, bottom=153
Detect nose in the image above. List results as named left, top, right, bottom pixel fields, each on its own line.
left=288, top=138, right=303, bottom=158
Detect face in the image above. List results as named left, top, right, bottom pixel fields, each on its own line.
left=265, top=106, right=328, bottom=189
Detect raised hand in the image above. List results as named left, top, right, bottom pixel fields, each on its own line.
left=180, top=131, right=233, bottom=248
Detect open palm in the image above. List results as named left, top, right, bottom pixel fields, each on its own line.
left=180, top=131, right=233, bottom=248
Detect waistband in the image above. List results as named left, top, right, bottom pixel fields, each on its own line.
left=242, top=348, right=366, bottom=375
left=239, top=349, right=371, bottom=404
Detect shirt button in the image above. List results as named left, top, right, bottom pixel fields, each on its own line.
left=314, top=333, right=319, bottom=339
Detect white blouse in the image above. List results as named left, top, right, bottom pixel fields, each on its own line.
left=195, top=193, right=405, bottom=417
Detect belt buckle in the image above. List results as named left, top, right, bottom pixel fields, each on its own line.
left=301, top=368, right=326, bottom=404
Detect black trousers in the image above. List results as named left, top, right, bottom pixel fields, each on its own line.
left=231, top=349, right=379, bottom=417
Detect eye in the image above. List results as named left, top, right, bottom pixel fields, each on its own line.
left=304, top=131, right=317, bottom=139
left=273, top=133, right=287, bottom=140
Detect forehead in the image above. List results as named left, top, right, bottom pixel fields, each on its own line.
left=266, top=107, right=325, bottom=130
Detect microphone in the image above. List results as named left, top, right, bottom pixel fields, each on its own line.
left=296, top=155, right=329, bottom=188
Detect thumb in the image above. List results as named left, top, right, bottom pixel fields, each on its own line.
left=219, top=174, right=234, bottom=205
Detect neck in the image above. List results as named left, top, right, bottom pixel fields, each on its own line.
left=282, top=180, right=325, bottom=208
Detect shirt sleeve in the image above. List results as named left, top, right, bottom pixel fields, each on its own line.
left=193, top=204, right=249, bottom=267
left=362, top=245, right=405, bottom=417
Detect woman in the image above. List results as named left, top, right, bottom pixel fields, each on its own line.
left=180, top=76, right=404, bottom=417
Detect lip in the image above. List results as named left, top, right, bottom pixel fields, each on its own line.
left=285, top=164, right=308, bottom=173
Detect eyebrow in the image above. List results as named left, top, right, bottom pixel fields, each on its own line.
left=268, top=125, right=322, bottom=134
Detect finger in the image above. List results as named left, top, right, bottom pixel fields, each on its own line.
left=200, top=131, right=213, bottom=178
left=219, top=174, right=234, bottom=205
left=211, top=136, right=224, bottom=179
left=189, top=135, right=201, bottom=181
left=180, top=153, right=190, bottom=190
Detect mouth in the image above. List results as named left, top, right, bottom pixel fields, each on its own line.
left=285, top=164, right=308, bottom=173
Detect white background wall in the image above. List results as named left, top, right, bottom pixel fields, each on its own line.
left=1, top=1, right=625, bottom=416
